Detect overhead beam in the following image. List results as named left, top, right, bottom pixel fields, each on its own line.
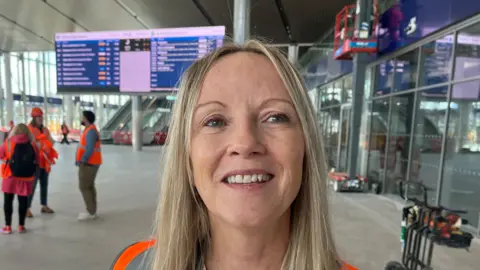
left=268, top=43, right=314, bottom=47
left=42, top=0, right=90, bottom=31
left=192, top=0, right=216, bottom=26
left=114, top=0, right=150, bottom=28
left=0, top=13, right=53, bottom=47
left=274, top=0, right=294, bottom=43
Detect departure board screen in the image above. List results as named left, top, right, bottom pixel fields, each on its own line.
left=55, top=26, right=225, bottom=94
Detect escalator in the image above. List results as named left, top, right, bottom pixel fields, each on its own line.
left=111, top=98, right=172, bottom=145
left=118, top=97, right=157, bottom=132
left=143, top=108, right=170, bottom=145
left=102, top=99, right=131, bottom=131
left=100, top=98, right=132, bottom=142
left=102, top=97, right=154, bottom=143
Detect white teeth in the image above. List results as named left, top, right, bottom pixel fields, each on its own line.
left=235, top=175, right=242, bottom=183
left=226, top=174, right=272, bottom=184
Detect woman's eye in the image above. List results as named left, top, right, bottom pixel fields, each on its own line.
left=266, top=114, right=290, bottom=123
left=204, top=118, right=226, bottom=128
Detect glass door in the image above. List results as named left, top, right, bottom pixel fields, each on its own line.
left=384, top=94, right=414, bottom=195
left=336, top=104, right=352, bottom=171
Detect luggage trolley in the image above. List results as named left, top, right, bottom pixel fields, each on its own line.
left=385, top=182, right=474, bottom=270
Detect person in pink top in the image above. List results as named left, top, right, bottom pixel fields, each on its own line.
left=0, top=123, right=39, bottom=234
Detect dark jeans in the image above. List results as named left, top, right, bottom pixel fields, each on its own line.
left=28, top=168, right=49, bottom=208
left=4, top=193, right=28, bottom=226
left=60, top=134, right=70, bottom=144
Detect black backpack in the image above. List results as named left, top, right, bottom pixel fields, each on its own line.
left=8, top=142, right=37, bottom=178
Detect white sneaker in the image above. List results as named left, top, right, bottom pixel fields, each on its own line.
left=77, top=212, right=97, bottom=221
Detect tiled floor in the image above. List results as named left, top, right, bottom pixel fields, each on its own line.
left=0, top=144, right=477, bottom=269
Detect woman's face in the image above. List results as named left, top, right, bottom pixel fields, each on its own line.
left=35, top=116, right=43, bottom=126
left=190, top=52, right=305, bottom=228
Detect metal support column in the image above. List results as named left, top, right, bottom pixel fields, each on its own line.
left=435, top=31, right=459, bottom=206
left=4, top=53, right=14, bottom=124
left=0, top=53, right=4, bottom=127
left=131, top=96, right=143, bottom=151
left=288, top=44, right=298, bottom=64
left=98, top=95, right=105, bottom=128
left=64, top=95, right=74, bottom=127
left=405, top=48, right=425, bottom=183
left=38, top=56, right=48, bottom=124
left=288, top=44, right=299, bottom=64
left=76, top=99, right=81, bottom=126
left=19, top=53, right=28, bottom=123
left=233, top=0, right=251, bottom=44
left=346, top=0, right=372, bottom=178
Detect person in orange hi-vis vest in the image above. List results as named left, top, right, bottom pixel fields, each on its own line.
left=75, top=111, right=102, bottom=221
left=27, top=107, right=57, bottom=217
left=0, top=123, right=39, bottom=234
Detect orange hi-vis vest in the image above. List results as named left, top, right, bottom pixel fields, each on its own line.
left=111, top=239, right=155, bottom=270
left=28, top=124, right=58, bottom=171
left=1, top=140, right=36, bottom=181
left=111, top=239, right=359, bottom=270
left=76, top=125, right=102, bottom=165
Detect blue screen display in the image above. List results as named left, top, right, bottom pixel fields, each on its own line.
left=378, top=0, right=480, bottom=55
left=150, top=36, right=222, bottom=89
left=56, top=40, right=120, bottom=92
left=55, top=26, right=225, bottom=93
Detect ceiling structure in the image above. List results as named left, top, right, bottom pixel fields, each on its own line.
left=0, top=0, right=352, bottom=52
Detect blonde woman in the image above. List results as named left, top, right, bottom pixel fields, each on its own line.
left=0, top=124, right=39, bottom=234
left=112, top=40, right=357, bottom=270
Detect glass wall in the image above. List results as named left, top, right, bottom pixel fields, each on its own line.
left=0, top=51, right=125, bottom=132
left=314, top=18, right=480, bottom=231
left=0, top=54, right=5, bottom=126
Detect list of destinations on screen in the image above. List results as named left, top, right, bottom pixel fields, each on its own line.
left=56, top=40, right=120, bottom=91
left=150, top=36, right=223, bottom=90
left=55, top=26, right=225, bottom=93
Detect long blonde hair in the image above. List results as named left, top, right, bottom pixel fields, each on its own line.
left=9, top=123, right=34, bottom=142
left=153, top=40, right=339, bottom=270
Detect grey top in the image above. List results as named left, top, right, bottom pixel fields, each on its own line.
left=111, top=243, right=204, bottom=270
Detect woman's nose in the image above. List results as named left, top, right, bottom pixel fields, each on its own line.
left=227, top=122, right=266, bottom=157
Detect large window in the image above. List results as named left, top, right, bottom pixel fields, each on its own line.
left=440, top=22, right=480, bottom=229
left=383, top=93, right=415, bottom=194
left=343, top=76, right=353, bottom=103
left=309, top=18, right=480, bottom=232
left=454, top=24, right=480, bottom=81
left=327, top=107, right=341, bottom=166
left=394, top=49, right=419, bottom=91
left=442, top=80, right=480, bottom=228
left=28, top=56, right=38, bottom=96
left=366, top=98, right=390, bottom=186
left=420, top=34, right=454, bottom=87
left=10, top=55, right=22, bottom=94
left=0, top=51, right=120, bottom=130
left=374, top=60, right=395, bottom=96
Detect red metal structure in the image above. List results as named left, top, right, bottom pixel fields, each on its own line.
left=333, top=3, right=379, bottom=60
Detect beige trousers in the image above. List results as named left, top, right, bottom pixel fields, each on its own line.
left=78, top=164, right=99, bottom=215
